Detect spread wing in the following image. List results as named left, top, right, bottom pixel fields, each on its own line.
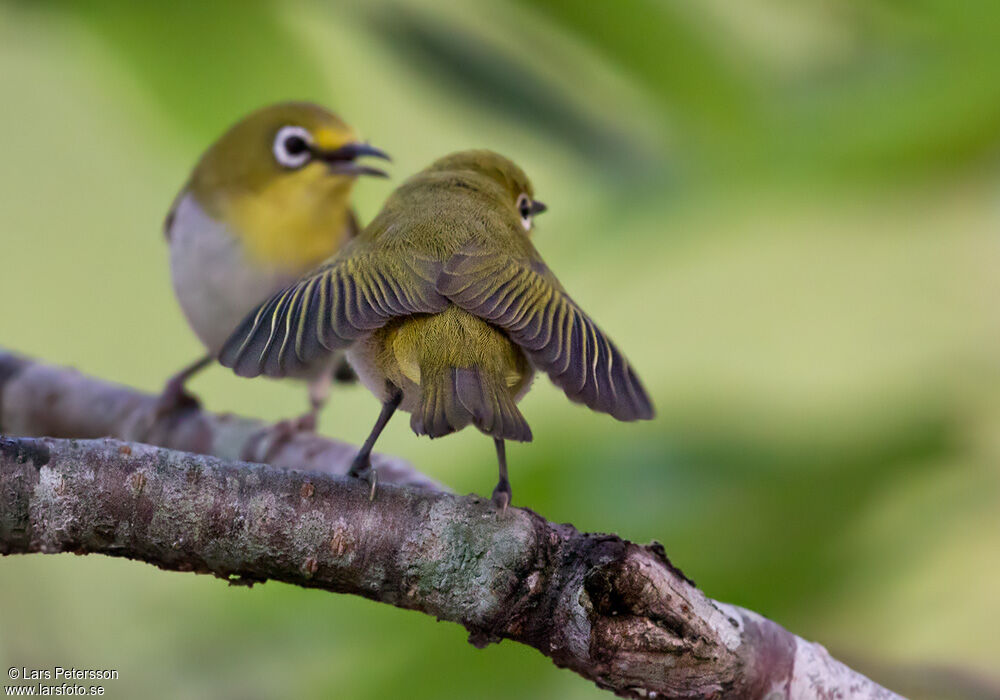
left=437, top=243, right=654, bottom=421
left=219, top=248, right=447, bottom=378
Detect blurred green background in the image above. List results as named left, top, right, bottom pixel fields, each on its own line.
left=1, top=0, right=999, bottom=698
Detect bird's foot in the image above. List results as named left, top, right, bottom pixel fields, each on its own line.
left=154, top=378, right=201, bottom=419
left=491, top=480, right=512, bottom=514
left=348, top=454, right=378, bottom=501
left=268, top=409, right=320, bottom=445
left=291, top=410, right=318, bottom=434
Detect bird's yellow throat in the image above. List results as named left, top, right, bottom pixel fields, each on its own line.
left=194, top=165, right=355, bottom=272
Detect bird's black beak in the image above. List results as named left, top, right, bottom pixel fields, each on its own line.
left=314, top=142, right=391, bottom=178
left=530, top=200, right=547, bottom=215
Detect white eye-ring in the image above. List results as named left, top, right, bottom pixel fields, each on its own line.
left=273, top=125, right=313, bottom=169
left=516, top=193, right=533, bottom=231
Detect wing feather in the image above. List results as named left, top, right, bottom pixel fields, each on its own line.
left=438, top=246, right=654, bottom=421
left=220, top=251, right=447, bottom=378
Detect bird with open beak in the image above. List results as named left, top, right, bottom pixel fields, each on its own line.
left=161, top=101, right=390, bottom=428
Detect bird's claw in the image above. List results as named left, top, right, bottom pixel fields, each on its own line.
left=348, top=455, right=378, bottom=501
left=291, top=411, right=318, bottom=433
left=154, top=381, right=201, bottom=419
left=267, top=411, right=318, bottom=452
left=491, top=483, right=511, bottom=514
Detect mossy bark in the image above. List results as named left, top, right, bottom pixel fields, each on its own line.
left=0, top=435, right=899, bottom=699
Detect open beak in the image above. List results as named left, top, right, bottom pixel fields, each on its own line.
left=315, top=142, right=391, bottom=178
left=530, top=200, right=547, bottom=215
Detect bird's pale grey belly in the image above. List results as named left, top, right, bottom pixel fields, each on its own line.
left=168, top=193, right=307, bottom=361
left=346, top=336, right=405, bottom=408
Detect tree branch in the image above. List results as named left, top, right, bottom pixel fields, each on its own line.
left=0, top=349, right=440, bottom=490
left=0, top=352, right=900, bottom=699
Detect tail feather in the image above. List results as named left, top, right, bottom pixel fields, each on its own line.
left=411, top=368, right=532, bottom=442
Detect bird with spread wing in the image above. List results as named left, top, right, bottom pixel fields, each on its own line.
left=219, top=150, right=654, bottom=508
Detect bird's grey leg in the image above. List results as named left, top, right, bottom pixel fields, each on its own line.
left=293, top=355, right=356, bottom=432
left=155, top=354, right=213, bottom=416
left=348, top=384, right=403, bottom=500
left=293, top=370, right=334, bottom=433
left=492, top=438, right=512, bottom=512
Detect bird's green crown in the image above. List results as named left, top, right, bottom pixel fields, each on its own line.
left=401, top=150, right=546, bottom=235
left=190, top=101, right=366, bottom=196
left=423, top=150, right=534, bottom=201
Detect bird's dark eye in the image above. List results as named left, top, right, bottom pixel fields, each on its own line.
left=273, top=125, right=313, bottom=169
left=284, top=135, right=308, bottom=155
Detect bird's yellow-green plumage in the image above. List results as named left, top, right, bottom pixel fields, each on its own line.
left=368, top=307, right=535, bottom=439
left=220, top=149, right=654, bottom=447
left=163, top=101, right=390, bottom=427
left=187, top=102, right=360, bottom=271
left=375, top=308, right=531, bottom=394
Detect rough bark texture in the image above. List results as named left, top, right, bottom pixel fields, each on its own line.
left=0, top=350, right=438, bottom=490
left=0, top=350, right=902, bottom=698
left=0, top=436, right=899, bottom=699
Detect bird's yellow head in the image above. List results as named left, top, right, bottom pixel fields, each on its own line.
left=186, top=101, right=389, bottom=270
left=425, top=150, right=547, bottom=233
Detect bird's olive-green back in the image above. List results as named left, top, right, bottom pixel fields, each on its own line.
left=354, top=149, right=537, bottom=260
